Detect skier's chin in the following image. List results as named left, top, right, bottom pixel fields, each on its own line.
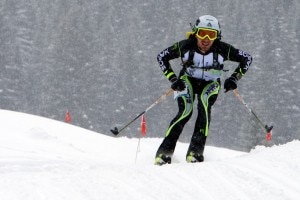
left=201, top=41, right=210, bottom=46
left=200, top=45, right=211, bottom=52
left=197, top=37, right=214, bottom=53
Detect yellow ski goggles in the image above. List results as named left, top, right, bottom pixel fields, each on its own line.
left=196, top=28, right=218, bottom=40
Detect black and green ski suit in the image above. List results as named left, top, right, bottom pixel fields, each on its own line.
left=156, top=36, right=252, bottom=161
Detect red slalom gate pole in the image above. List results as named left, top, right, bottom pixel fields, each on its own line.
left=140, top=114, right=147, bottom=136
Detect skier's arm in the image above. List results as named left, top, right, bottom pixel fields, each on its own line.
left=157, top=43, right=182, bottom=82
left=226, top=44, right=253, bottom=81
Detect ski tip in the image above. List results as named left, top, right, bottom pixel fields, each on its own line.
left=110, top=127, right=119, bottom=136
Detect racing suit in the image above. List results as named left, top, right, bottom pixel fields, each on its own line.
left=155, top=36, right=252, bottom=163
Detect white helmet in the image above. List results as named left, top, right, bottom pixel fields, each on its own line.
left=193, top=15, right=221, bottom=37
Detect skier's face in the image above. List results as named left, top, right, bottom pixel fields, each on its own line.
left=195, top=28, right=217, bottom=53
left=197, top=37, right=214, bottom=53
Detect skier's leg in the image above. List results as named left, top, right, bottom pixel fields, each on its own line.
left=186, top=80, right=220, bottom=163
left=155, top=77, right=194, bottom=165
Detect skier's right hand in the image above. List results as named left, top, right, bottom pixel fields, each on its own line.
left=224, top=76, right=237, bottom=93
left=171, top=78, right=186, bottom=91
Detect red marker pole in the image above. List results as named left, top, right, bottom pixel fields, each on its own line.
left=135, top=114, right=147, bottom=163
left=65, top=111, right=71, bottom=123
left=140, top=114, right=147, bottom=136
left=266, top=131, right=272, bottom=141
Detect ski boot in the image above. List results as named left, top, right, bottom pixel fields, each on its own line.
left=154, top=154, right=171, bottom=166
left=186, top=151, right=204, bottom=163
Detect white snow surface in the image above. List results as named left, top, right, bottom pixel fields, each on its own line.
left=0, top=109, right=299, bottom=200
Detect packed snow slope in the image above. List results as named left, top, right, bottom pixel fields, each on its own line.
left=0, top=109, right=299, bottom=200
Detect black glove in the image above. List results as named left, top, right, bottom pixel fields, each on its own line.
left=171, top=78, right=186, bottom=91
left=224, top=77, right=237, bottom=93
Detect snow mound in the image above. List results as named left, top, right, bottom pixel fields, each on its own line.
left=0, top=109, right=299, bottom=200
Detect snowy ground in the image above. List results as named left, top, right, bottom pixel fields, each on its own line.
left=0, top=109, right=299, bottom=200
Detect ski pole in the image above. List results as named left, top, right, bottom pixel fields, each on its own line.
left=111, top=66, right=186, bottom=136
left=233, top=89, right=273, bottom=139
left=110, top=88, right=174, bottom=136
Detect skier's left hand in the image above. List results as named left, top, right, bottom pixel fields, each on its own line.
left=171, top=78, right=186, bottom=91
left=224, top=77, right=237, bottom=93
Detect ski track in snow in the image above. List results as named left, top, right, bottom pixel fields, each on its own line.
left=0, top=109, right=299, bottom=200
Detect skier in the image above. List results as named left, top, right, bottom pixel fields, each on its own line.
left=155, top=15, right=252, bottom=165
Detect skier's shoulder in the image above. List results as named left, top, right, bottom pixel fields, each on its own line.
left=213, top=40, right=238, bottom=57
left=175, top=37, right=197, bottom=54
left=213, top=40, right=234, bottom=51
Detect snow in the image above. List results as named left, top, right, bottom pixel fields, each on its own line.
left=0, top=109, right=299, bottom=200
